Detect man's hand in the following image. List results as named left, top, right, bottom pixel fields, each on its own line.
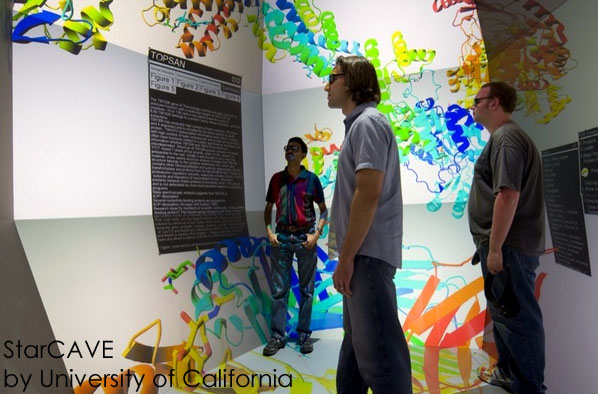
left=264, top=202, right=279, bottom=247
left=487, top=187, right=518, bottom=275
left=302, top=233, right=318, bottom=249
left=268, top=231, right=280, bottom=247
left=333, top=255, right=354, bottom=297
left=487, top=249, right=504, bottom=274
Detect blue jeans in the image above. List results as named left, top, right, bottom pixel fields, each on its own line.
left=269, top=230, right=317, bottom=339
left=336, top=255, right=413, bottom=394
left=479, top=245, right=546, bottom=394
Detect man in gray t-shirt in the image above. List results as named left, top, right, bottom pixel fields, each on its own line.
left=468, top=82, right=546, bottom=394
left=325, top=55, right=412, bottom=394
left=468, top=118, right=545, bottom=257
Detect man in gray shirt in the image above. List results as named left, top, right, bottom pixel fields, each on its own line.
left=325, top=55, right=412, bottom=394
left=468, top=82, right=546, bottom=394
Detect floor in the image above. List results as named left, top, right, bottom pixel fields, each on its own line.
left=160, top=332, right=508, bottom=393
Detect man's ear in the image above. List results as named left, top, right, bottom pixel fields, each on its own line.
left=492, top=97, right=501, bottom=110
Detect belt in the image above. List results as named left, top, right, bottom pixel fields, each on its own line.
left=277, top=224, right=312, bottom=232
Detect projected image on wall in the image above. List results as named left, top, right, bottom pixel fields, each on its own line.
left=10, top=0, right=578, bottom=393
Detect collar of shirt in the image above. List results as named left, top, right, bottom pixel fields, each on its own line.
left=343, top=101, right=377, bottom=135
left=282, top=165, right=308, bottom=183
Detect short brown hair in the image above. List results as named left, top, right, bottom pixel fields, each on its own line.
left=482, top=82, right=517, bottom=113
left=335, top=56, right=381, bottom=105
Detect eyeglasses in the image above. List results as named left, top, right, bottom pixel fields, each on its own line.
left=284, top=145, right=301, bottom=152
left=473, top=96, right=494, bottom=106
left=328, top=73, right=345, bottom=85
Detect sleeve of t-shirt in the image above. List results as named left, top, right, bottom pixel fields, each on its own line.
left=490, top=140, right=525, bottom=194
left=313, top=175, right=325, bottom=204
left=265, top=174, right=278, bottom=203
left=351, top=115, right=390, bottom=173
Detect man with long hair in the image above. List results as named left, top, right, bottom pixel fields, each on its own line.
left=325, top=56, right=413, bottom=394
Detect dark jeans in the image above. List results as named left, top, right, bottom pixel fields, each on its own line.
left=336, top=255, right=413, bottom=394
left=479, top=245, right=546, bottom=394
left=269, top=230, right=317, bottom=339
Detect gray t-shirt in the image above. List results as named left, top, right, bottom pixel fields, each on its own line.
left=467, top=120, right=545, bottom=255
left=329, top=102, right=403, bottom=267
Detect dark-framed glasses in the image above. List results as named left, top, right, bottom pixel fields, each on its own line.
left=473, top=96, right=494, bottom=106
left=328, top=73, right=345, bottom=85
left=284, top=145, right=301, bottom=152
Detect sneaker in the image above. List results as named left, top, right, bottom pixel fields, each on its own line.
left=298, top=333, right=313, bottom=354
left=263, top=337, right=285, bottom=356
left=478, top=366, right=513, bottom=393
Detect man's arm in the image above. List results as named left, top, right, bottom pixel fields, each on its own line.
left=264, top=202, right=279, bottom=247
left=487, top=186, right=520, bottom=274
left=333, top=168, right=384, bottom=296
left=303, top=201, right=328, bottom=249
left=316, top=201, right=328, bottom=234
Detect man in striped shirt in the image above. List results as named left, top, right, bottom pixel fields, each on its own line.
left=263, top=136, right=327, bottom=356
